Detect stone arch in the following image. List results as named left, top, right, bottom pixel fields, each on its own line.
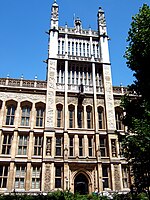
left=73, top=170, right=92, bottom=194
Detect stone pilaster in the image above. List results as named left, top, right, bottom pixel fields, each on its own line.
left=28, top=131, right=34, bottom=159
left=7, top=162, right=15, bottom=191
left=11, top=130, right=18, bottom=159
left=103, top=64, right=116, bottom=131
left=26, top=162, right=31, bottom=191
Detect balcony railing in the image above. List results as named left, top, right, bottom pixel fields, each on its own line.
left=0, top=78, right=47, bottom=89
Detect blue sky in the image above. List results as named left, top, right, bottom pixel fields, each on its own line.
left=0, top=0, right=149, bottom=86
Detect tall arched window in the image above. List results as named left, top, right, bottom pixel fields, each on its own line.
left=5, top=100, right=17, bottom=125
left=56, top=104, right=63, bottom=127
left=68, top=105, right=75, bottom=128
left=77, top=106, right=84, bottom=128
left=21, top=101, right=32, bottom=126
left=35, top=102, right=45, bottom=127
left=115, top=106, right=124, bottom=130
left=98, top=106, right=104, bottom=129
left=86, top=106, right=93, bottom=129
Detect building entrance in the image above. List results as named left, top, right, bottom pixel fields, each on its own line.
left=74, top=173, right=89, bottom=194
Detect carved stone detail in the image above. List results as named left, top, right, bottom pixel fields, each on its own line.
left=103, top=65, right=116, bottom=130
left=44, top=164, right=51, bottom=192
left=0, top=92, right=46, bottom=102
left=46, top=60, right=57, bottom=127
left=114, top=164, right=121, bottom=191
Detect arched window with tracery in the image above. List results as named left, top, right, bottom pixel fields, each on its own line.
left=115, top=106, right=124, bottom=130
left=56, top=104, right=63, bottom=128
left=68, top=104, right=75, bottom=128
left=5, top=100, right=17, bottom=125
left=97, top=106, right=104, bottom=129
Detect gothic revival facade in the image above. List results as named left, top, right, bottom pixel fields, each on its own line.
left=0, top=1, right=130, bottom=195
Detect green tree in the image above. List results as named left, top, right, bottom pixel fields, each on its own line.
left=120, top=3, right=150, bottom=195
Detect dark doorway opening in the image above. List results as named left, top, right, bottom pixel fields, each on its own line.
left=74, top=173, right=89, bottom=194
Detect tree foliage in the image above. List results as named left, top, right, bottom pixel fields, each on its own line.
left=121, top=3, right=150, bottom=195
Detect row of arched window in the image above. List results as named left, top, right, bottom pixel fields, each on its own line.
left=56, top=103, right=124, bottom=130
left=0, top=100, right=45, bottom=127
left=0, top=100, right=124, bottom=130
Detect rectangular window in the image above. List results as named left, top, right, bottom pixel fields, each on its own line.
left=87, top=43, right=89, bottom=57
left=18, top=135, right=28, bottom=155
left=57, top=110, right=61, bottom=127
left=62, top=41, right=65, bottom=54
left=76, top=43, right=78, bottom=56
left=69, top=110, right=74, bottom=128
left=32, top=166, right=41, bottom=189
left=58, top=40, right=60, bottom=54
left=72, top=71, right=75, bottom=84
left=100, top=138, right=107, bottom=157
left=96, top=44, right=99, bottom=58
left=79, top=43, right=82, bottom=56
left=83, top=43, right=85, bottom=57
left=68, top=41, right=70, bottom=55
left=88, top=137, right=93, bottom=157
left=122, top=166, right=129, bottom=188
left=77, top=108, right=83, bottom=128
left=6, top=106, right=15, bottom=125
left=111, top=139, right=117, bottom=157
left=15, top=165, right=26, bottom=189
left=34, top=135, right=43, bottom=156
left=0, top=165, right=8, bottom=188
left=36, top=108, right=44, bottom=127
left=1, top=134, right=12, bottom=154
left=115, top=112, right=122, bottom=130
left=93, top=44, right=95, bottom=57
left=61, top=70, right=64, bottom=84
left=102, top=166, right=109, bottom=189
left=69, top=137, right=74, bottom=156
left=87, top=111, right=91, bottom=129
left=21, top=107, right=30, bottom=126
left=56, top=136, right=63, bottom=156
left=55, top=166, right=62, bottom=188
left=98, top=111, right=103, bottom=129
left=72, top=42, right=74, bottom=55
left=79, top=137, right=83, bottom=156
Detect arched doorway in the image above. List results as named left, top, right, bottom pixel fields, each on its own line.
left=74, top=173, right=89, bottom=194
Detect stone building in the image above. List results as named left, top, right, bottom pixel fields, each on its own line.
left=0, top=1, right=130, bottom=195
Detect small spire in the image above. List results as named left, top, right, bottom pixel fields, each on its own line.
left=21, top=74, right=24, bottom=80
left=35, top=75, right=37, bottom=80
